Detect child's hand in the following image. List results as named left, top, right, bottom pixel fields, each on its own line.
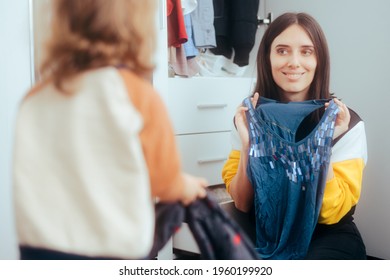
left=180, top=173, right=208, bottom=205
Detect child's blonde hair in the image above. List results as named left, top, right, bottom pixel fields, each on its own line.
left=40, top=0, right=157, bottom=91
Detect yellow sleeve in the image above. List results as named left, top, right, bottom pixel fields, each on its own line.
left=221, top=150, right=241, bottom=194
left=318, top=158, right=365, bottom=224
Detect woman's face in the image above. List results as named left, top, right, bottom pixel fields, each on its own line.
left=270, top=24, right=317, bottom=102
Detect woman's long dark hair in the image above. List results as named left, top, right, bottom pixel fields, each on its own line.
left=254, top=12, right=331, bottom=101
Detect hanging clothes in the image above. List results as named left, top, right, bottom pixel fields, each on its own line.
left=190, top=0, right=217, bottom=48
left=169, top=45, right=200, bottom=77
left=181, top=0, right=198, bottom=15
left=183, top=14, right=199, bottom=58
left=211, top=0, right=260, bottom=66
left=167, top=0, right=188, bottom=47
left=244, top=96, right=339, bottom=260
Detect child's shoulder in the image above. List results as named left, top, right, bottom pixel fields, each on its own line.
left=116, top=67, right=154, bottom=94
left=116, top=67, right=162, bottom=110
left=23, top=79, right=52, bottom=101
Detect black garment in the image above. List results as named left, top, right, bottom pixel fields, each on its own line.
left=148, top=194, right=260, bottom=260
left=147, top=199, right=186, bottom=259
left=211, top=0, right=260, bottom=66
left=306, top=207, right=367, bottom=260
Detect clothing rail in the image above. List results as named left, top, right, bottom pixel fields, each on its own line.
left=257, top=12, right=273, bottom=27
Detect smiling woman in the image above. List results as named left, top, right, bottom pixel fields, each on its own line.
left=270, top=24, right=317, bottom=101
left=221, top=12, right=367, bottom=260
left=255, top=13, right=330, bottom=103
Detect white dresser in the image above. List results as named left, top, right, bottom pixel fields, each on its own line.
left=165, top=77, right=253, bottom=185
left=164, top=77, right=253, bottom=254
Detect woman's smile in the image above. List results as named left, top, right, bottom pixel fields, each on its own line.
left=282, top=72, right=305, bottom=81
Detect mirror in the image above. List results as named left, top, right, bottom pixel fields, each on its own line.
left=30, top=0, right=51, bottom=82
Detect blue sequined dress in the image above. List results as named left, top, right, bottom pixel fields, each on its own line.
left=244, top=97, right=339, bottom=259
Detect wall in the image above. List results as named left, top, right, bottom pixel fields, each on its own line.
left=0, top=0, right=32, bottom=259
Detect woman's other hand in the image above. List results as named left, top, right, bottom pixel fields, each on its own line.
left=326, top=98, right=350, bottom=139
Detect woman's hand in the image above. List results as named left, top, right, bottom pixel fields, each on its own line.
left=229, top=93, right=259, bottom=212
left=234, top=92, right=260, bottom=147
left=326, top=98, right=350, bottom=139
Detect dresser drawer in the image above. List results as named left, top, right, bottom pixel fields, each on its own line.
left=176, top=132, right=231, bottom=186
left=164, top=77, right=253, bottom=135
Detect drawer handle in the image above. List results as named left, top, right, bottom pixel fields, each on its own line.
left=198, top=157, right=227, bottom=164
left=197, top=104, right=228, bottom=109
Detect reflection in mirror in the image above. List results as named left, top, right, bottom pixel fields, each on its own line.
left=167, top=0, right=260, bottom=79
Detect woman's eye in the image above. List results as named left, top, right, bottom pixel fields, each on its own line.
left=302, top=49, right=314, bottom=56
left=276, top=49, right=288, bottom=55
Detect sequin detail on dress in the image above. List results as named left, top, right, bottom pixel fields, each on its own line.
left=244, top=97, right=339, bottom=260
